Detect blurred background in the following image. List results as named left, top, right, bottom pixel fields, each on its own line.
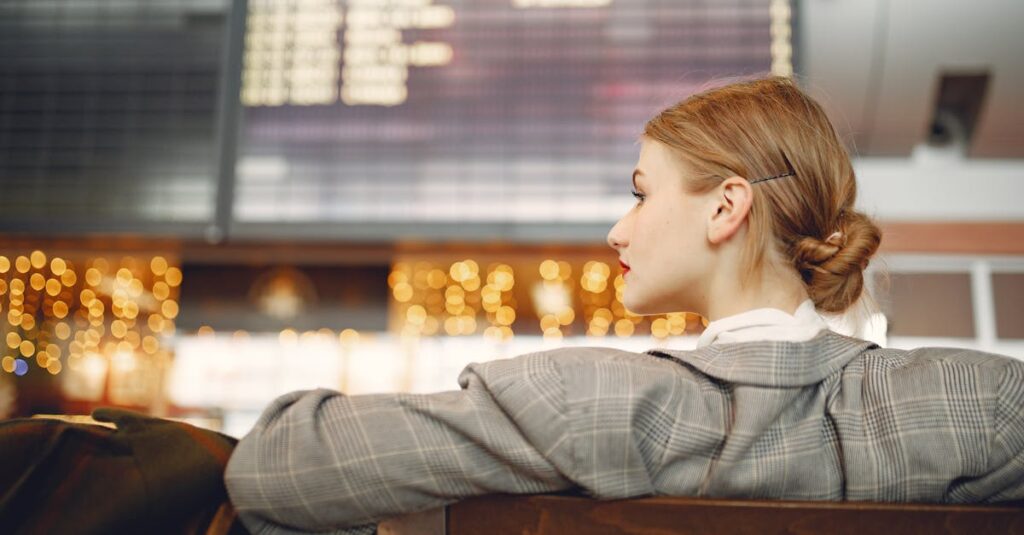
left=0, top=0, right=1021, bottom=437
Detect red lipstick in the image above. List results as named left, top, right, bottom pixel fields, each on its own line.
left=619, top=259, right=630, bottom=275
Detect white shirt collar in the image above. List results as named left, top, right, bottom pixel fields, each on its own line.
left=696, top=299, right=829, bottom=349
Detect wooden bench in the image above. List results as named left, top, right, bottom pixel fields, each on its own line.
left=379, top=494, right=1024, bottom=535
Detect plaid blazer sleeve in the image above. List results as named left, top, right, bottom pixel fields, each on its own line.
left=224, top=351, right=576, bottom=534
left=956, top=357, right=1024, bottom=502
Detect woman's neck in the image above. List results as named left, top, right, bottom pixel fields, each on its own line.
left=704, top=264, right=810, bottom=322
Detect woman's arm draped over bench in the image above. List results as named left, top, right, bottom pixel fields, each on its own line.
left=224, top=352, right=577, bottom=534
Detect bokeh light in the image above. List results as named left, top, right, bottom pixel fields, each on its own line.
left=30, top=250, right=47, bottom=269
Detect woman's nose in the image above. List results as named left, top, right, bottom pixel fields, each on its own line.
left=607, top=219, right=628, bottom=250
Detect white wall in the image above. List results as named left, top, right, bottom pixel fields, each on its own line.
left=854, top=146, right=1024, bottom=222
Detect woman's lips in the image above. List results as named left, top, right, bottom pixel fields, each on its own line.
left=619, top=260, right=630, bottom=275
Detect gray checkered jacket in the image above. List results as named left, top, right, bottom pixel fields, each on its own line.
left=224, top=330, right=1024, bottom=534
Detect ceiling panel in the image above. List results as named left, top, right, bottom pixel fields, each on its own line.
left=800, top=0, right=1024, bottom=158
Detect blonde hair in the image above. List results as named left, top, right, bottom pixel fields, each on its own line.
left=643, top=75, right=881, bottom=313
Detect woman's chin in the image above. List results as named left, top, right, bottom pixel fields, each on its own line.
left=622, top=295, right=655, bottom=316
left=623, top=294, right=684, bottom=317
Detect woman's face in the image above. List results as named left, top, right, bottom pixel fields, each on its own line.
left=606, top=138, right=716, bottom=316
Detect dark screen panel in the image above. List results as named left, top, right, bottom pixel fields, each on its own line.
left=0, top=0, right=230, bottom=231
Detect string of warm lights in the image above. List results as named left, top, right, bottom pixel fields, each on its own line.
left=3, top=251, right=710, bottom=406
left=1, top=252, right=181, bottom=406
left=389, top=257, right=708, bottom=342
left=389, top=259, right=514, bottom=340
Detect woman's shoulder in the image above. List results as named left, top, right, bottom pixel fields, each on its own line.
left=852, top=343, right=1024, bottom=377
left=841, top=344, right=1024, bottom=417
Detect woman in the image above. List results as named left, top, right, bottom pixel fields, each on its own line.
left=224, top=76, right=1024, bottom=534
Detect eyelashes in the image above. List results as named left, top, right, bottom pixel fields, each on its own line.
left=631, top=189, right=646, bottom=203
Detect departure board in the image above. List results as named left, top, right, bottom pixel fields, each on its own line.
left=0, top=0, right=230, bottom=233
left=234, top=0, right=793, bottom=228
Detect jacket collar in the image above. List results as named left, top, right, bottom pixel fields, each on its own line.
left=646, top=329, right=879, bottom=387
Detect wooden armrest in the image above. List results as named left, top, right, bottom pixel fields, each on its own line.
left=445, top=494, right=1024, bottom=535
left=203, top=501, right=241, bottom=535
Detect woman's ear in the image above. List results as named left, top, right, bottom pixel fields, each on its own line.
left=707, top=176, right=753, bottom=245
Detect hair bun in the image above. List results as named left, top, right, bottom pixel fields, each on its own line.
left=794, top=210, right=881, bottom=313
